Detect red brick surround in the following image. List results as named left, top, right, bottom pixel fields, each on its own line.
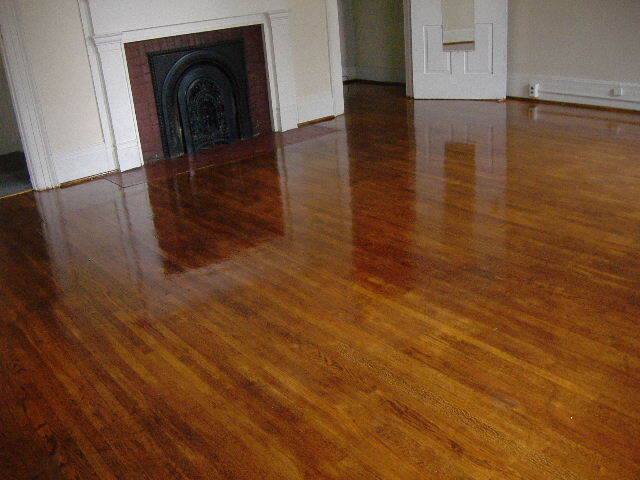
left=124, top=25, right=272, bottom=162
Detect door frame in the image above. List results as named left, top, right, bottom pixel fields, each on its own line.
left=403, top=0, right=414, bottom=97
left=0, top=0, right=58, bottom=190
left=326, top=0, right=345, bottom=116
left=326, top=0, right=414, bottom=103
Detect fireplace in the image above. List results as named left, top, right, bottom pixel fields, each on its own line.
left=148, top=40, right=253, bottom=158
left=86, top=5, right=300, bottom=172
left=124, top=25, right=272, bottom=163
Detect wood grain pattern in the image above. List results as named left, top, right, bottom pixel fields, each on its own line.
left=1, top=84, right=639, bottom=479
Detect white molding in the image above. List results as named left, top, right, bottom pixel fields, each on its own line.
left=0, top=0, right=58, bottom=190
left=508, top=74, right=640, bottom=111
left=297, top=91, right=335, bottom=124
left=80, top=5, right=301, bottom=173
left=53, top=143, right=113, bottom=184
left=409, top=0, right=507, bottom=99
left=114, top=14, right=262, bottom=44
left=77, top=0, right=118, bottom=172
left=94, top=38, right=143, bottom=171
left=266, top=11, right=299, bottom=131
left=326, top=0, right=345, bottom=116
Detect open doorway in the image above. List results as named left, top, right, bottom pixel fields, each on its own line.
left=0, top=48, right=31, bottom=198
left=337, top=0, right=406, bottom=85
left=332, top=0, right=507, bottom=101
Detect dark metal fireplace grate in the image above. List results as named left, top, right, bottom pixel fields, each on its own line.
left=148, top=40, right=253, bottom=159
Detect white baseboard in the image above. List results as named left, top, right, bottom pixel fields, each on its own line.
left=297, top=90, right=335, bottom=124
left=52, top=143, right=114, bottom=184
left=279, top=103, right=299, bottom=131
left=115, top=140, right=143, bottom=172
left=349, top=65, right=406, bottom=84
left=508, top=74, right=640, bottom=111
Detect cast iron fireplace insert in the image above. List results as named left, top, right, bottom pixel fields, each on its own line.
left=148, top=40, right=253, bottom=159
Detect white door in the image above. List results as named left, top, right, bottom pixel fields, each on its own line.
left=407, top=0, right=507, bottom=99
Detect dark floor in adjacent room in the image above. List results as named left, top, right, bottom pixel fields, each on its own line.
left=0, top=151, right=31, bottom=198
left=1, top=84, right=639, bottom=480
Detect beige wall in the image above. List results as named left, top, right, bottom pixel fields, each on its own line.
left=0, top=50, right=23, bottom=155
left=288, top=0, right=333, bottom=99
left=17, top=0, right=104, bottom=155
left=15, top=0, right=638, bottom=170
left=339, top=0, right=405, bottom=82
left=12, top=0, right=335, bottom=160
left=354, top=0, right=404, bottom=73
left=509, top=0, right=640, bottom=83
left=443, top=0, right=474, bottom=31
left=338, top=0, right=640, bottom=87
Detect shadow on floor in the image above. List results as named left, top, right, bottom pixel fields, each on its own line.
left=0, top=151, right=31, bottom=198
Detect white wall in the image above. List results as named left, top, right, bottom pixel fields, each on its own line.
left=0, top=50, right=23, bottom=155
left=339, top=0, right=405, bottom=83
left=508, top=0, right=640, bottom=109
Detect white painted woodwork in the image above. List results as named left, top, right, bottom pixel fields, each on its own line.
left=410, top=0, right=507, bottom=99
left=326, top=0, right=345, bottom=116
left=0, top=1, right=58, bottom=189
left=81, top=1, right=300, bottom=172
left=508, top=74, right=640, bottom=111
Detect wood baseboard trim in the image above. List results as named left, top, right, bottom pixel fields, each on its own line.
left=507, top=96, right=640, bottom=114
left=297, top=116, right=335, bottom=127
left=60, top=171, right=116, bottom=188
left=0, top=188, right=32, bottom=199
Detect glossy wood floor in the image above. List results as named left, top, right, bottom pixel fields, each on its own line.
left=2, top=84, right=640, bottom=480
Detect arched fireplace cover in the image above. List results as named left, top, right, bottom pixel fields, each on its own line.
left=148, top=40, right=253, bottom=159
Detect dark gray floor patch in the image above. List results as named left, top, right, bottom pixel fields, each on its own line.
left=0, top=171, right=31, bottom=197
left=0, top=151, right=32, bottom=198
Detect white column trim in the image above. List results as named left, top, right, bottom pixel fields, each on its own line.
left=0, top=0, right=58, bottom=190
left=77, top=0, right=118, bottom=172
left=94, top=34, right=144, bottom=171
left=326, top=0, right=344, bottom=116
left=266, top=11, right=299, bottom=130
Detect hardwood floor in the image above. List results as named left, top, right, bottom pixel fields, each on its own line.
left=1, top=84, right=640, bottom=480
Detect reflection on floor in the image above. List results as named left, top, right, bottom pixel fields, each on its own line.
left=0, top=151, right=31, bottom=198
left=1, top=84, right=640, bottom=480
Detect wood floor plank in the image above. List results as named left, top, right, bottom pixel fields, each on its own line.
left=1, top=84, right=639, bottom=479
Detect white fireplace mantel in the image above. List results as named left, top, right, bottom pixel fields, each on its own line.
left=79, top=0, right=299, bottom=173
